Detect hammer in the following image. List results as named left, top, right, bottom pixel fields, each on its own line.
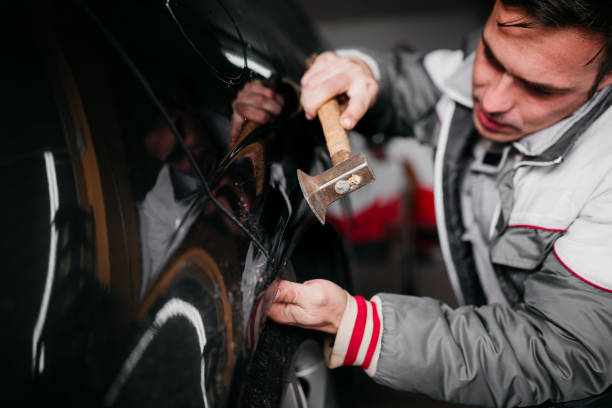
left=297, top=83, right=375, bottom=224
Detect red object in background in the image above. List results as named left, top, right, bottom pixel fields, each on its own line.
left=411, top=186, right=436, bottom=228
left=327, top=186, right=436, bottom=245
left=328, top=195, right=403, bottom=244
left=326, top=135, right=438, bottom=246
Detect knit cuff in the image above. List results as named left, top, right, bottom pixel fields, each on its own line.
left=324, top=294, right=383, bottom=377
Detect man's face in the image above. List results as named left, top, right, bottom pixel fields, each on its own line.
left=472, top=0, right=610, bottom=142
left=145, top=111, right=215, bottom=175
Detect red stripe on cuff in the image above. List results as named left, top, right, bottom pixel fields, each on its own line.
left=343, top=296, right=367, bottom=366
left=362, top=300, right=380, bottom=370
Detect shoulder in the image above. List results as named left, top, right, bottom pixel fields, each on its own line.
left=543, top=103, right=612, bottom=291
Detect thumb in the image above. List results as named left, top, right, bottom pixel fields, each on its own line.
left=340, top=77, right=378, bottom=130
left=273, top=280, right=303, bottom=304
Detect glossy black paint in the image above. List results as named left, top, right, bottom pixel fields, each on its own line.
left=1, top=1, right=349, bottom=407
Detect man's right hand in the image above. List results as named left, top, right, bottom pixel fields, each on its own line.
left=301, top=51, right=379, bottom=130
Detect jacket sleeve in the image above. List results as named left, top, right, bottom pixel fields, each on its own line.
left=325, top=250, right=612, bottom=407
left=349, top=47, right=455, bottom=141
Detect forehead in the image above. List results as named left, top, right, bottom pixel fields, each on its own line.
left=484, top=1, right=604, bottom=88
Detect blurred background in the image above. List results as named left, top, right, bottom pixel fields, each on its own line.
left=296, top=1, right=491, bottom=407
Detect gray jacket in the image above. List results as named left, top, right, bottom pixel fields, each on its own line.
left=325, top=36, right=612, bottom=408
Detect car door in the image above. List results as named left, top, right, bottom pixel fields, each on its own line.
left=2, top=1, right=350, bottom=406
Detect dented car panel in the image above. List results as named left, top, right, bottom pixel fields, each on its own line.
left=1, top=0, right=349, bottom=406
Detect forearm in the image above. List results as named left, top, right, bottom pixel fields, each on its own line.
left=327, top=254, right=612, bottom=407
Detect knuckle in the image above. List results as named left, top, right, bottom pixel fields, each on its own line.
left=260, top=112, right=271, bottom=123
left=300, top=95, right=315, bottom=113
left=251, top=94, right=265, bottom=106
left=248, top=109, right=269, bottom=124
left=233, top=101, right=244, bottom=114
left=360, top=99, right=368, bottom=114
left=268, top=102, right=282, bottom=115
left=260, top=87, right=274, bottom=98
left=318, top=51, right=336, bottom=62
left=311, top=290, right=326, bottom=306
left=321, top=77, right=343, bottom=97
left=235, top=91, right=247, bottom=105
left=365, top=77, right=378, bottom=90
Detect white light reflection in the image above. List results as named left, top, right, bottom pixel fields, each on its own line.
left=103, top=298, right=209, bottom=408
left=223, top=51, right=272, bottom=79
left=32, top=151, right=59, bottom=373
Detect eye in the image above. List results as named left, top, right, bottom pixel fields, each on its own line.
left=523, top=83, right=557, bottom=98
left=483, top=44, right=504, bottom=72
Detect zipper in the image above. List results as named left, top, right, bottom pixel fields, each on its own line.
left=433, top=100, right=466, bottom=306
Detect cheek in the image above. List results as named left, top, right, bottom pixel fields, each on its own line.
left=472, top=52, right=497, bottom=94
left=472, top=54, right=485, bottom=87
left=518, top=95, right=579, bottom=129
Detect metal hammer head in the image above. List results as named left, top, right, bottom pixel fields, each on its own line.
left=298, top=152, right=375, bottom=224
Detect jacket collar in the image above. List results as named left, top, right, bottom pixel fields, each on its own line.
left=444, top=51, right=612, bottom=160
left=513, top=87, right=612, bottom=158
left=443, top=52, right=474, bottom=109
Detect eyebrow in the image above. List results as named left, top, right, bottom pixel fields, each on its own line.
left=481, top=35, right=576, bottom=95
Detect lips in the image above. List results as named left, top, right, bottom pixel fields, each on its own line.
left=477, top=107, right=510, bottom=132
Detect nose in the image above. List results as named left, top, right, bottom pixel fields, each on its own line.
left=480, top=72, right=515, bottom=114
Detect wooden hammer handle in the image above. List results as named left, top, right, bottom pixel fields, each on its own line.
left=317, top=98, right=350, bottom=165
left=306, top=54, right=351, bottom=166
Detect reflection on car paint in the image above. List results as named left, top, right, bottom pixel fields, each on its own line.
left=165, top=0, right=247, bottom=85
left=104, top=298, right=209, bottom=408
left=32, top=152, right=60, bottom=374
left=2, top=0, right=349, bottom=406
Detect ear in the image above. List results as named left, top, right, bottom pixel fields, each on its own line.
left=596, top=70, right=612, bottom=91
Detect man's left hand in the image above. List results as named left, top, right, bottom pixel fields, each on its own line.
left=267, top=279, right=347, bottom=334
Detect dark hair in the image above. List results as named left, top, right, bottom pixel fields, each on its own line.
left=499, top=0, right=612, bottom=92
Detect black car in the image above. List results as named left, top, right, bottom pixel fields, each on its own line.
left=1, top=1, right=352, bottom=406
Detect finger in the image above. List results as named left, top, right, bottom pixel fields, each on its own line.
left=301, top=74, right=351, bottom=120
left=244, top=80, right=270, bottom=97
left=340, top=76, right=378, bottom=129
left=303, top=61, right=349, bottom=90
left=230, top=111, right=245, bottom=143
left=301, top=51, right=337, bottom=85
left=235, top=92, right=283, bottom=117
left=267, top=303, right=300, bottom=326
left=301, top=56, right=371, bottom=119
left=244, top=81, right=285, bottom=105
left=273, top=92, right=285, bottom=107
left=273, top=280, right=302, bottom=304
left=234, top=103, right=272, bottom=124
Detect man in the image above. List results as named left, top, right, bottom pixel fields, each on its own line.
left=238, top=0, right=612, bottom=406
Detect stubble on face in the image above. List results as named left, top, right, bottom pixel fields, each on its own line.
left=471, top=0, right=606, bottom=143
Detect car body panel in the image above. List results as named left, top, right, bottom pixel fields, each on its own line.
left=1, top=0, right=348, bottom=406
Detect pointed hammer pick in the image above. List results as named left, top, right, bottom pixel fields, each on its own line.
left=297, top=96, right=375, bottom=224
